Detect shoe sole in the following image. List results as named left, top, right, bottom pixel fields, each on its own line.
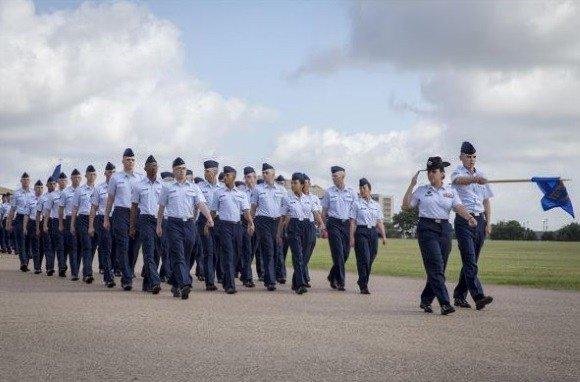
left=181, top=286, right=191, bottom=300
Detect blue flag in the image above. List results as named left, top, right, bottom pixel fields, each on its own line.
left=50, top=164, right=61, bottom=182
left=531, top=177, right=574, bottom=218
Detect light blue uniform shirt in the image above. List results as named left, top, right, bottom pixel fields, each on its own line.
left=27, top=196, right=40, bottom=221
left=131, top=177, right=162, bottom=216
left=199, top=180, right=222, bottom=210
left=59, top=186, right=78, bottom=217
left=410, top=185, right=462, bottom=220
left=90, top=182, right=109, bottom=216
left=281, top=193, right=318, bottom=221
left=36, top=193, right=50, bottom=216
left=450, top=165, right=494, bottom=214
left=72, top=184, right=94, bottom=215
left=108, top=171, right=143, bottom=208
left=321, top=185, right=358, bottom=220
left=44, top=189, right=62, bottom=219
left=11, top=187, right=34, bottom=215
left=304, top=193, right=322, bottom=222
left=210, top=186, right=250, bottom=222
left=349, top=197, right=384, bottom=228
left=250, top=182, right=287, bottom=218
left=159, top=180, right=206, bottom=220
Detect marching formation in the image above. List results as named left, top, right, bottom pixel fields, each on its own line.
left=0, top=141, right=494, bottom=315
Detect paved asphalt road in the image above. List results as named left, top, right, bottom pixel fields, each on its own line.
left=0, top=253, right=578, bottom=381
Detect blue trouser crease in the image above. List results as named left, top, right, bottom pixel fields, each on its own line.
left=255, top=216, right=278, bottom=287
left=138, top=214, right=162, bottom=290
left=95, top=215, right=114, bottom=283
left=327, top=217, right=350, bottom=287
left=287, top=219, right=309, bottom=290
left=453, top=214, right=486, bottom=300
left=216, top=220, right=242, bottom=291
left=167, top=217, right=196, bottom=289
left=354, top=226, right=378, bottom=289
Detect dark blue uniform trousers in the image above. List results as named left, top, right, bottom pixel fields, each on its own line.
left=159, top=218, right=171, bottom=280
left=49, top=218, right=66, bottom=272
left=197, top=215, right=219, bottom=286
left=304, top=221, right=317, bottom=283
left=75, top=214, right=94, bottom=278
left=354, top=226, right=379, bottom=289
left=112, top=207, right=133, bottom=286
left=167, top=218, right=196, bottom=289
left=94, top=215, right=114, bottom=283
left=417, top=218, right=452, bottom=306
left=63, top=216, right=80, bottom=277
left=0, top=218, right=8, bottom=252
left=40, top=224, right=53, bottom=272
left=240, top=217, right=254, bottom=283
left=138, top=214, right=162, bottom=290
left=13, top=214, right=27, bottom=266
left=275, top=230, right=289, bottom=281
left=26, top=219, right=42, bottom=271
left=327, top=217, right=350, bottom=287
left=453, top=214, right=486, bottom=300
left=255, top=216, right=278, bottom=287
left=216, top=220, right=242, bottom=291
left=287, top=219, right=308, bottom=290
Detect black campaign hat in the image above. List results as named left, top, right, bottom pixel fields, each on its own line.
left=172, top=157, right=185, bottom=167
left=331, top=166, right=345, bottom=174
left=460, top=141, right=476, bottom=155
left=123, top=148, right=134, bottom=157
left=204, top=160, right=218, bottom=169
left=426, top=157, right=450, bottom=171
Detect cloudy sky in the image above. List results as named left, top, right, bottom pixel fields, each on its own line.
left=1, top=0, right=578, bottom=229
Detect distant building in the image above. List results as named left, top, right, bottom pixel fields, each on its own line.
left=371, top=194, right=394, bottom=223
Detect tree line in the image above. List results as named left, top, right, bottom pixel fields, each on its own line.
left=388, top=209, right=580, bottom=241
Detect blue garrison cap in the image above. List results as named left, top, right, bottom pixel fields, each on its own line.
left=123, top=148, right=134, bottom=157
left=291, top=172, right=304, bottom=182
left=172, top=157, right=185, bottom=167
left=34, top=179, right=43, bottom=187
left=145, top=155, right=156, bottom=164
left=21, top=172, right=29, bottom=179
left=160, top=171, right=173, bottom=180
left=193, top=177, right=204, bottom=184
left=204, top=160, right=218, bottom=169
left=331, top=166, right=345, bottom=174
left=262, top=163, right=274, bottom=171
left=59, top=172, right=67, bottom=179
left=243, top=166, right=255, bottom=175
left=71, top=169, right=80, bottom=176
left=86, top=165, right=96, bottom=173
left=223, top=166, right=236, bottom=174
left=303, top=173, right=310, bottom=181
left=460, top=141, right=476, bottom=155
left=359, top=178, right=371, bottom=189
left=276, top=175, right=285, bottom=182
left=186, top=169, right=193, bottom=176
left=105, top=162, right=115, bottom=171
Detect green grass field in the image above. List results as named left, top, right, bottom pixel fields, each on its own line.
left=306, top=239, right=580, bottom=291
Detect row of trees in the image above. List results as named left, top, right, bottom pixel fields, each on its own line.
left=388, top=208, right=580, bottom=241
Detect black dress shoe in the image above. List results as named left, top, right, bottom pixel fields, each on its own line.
left=226, top=288, right=237, bottom=295
left=277, top=278, right=286, bottom=285
left=122, top=284, right=132, bottom=291
left=20, top=264, right=28, bottom=272
left=304, top=282, right=311, bottom=288
left=243, top=281, right=255, bottom=288
left=34, top=270, right=42, bottom=274
left=71, top=276, right=79, bottom=281
left=86, top=276, right=94, bottom=284
left=441, top=304, right=456, bottom=315
left=47, top=270, right=55, bottom=276
left=454, top=298, right=472, bottom=309
left=296, top=286, right=307, bottom=295
left=360, top=286, right=370, bottom=295
left=150, top=284, right=161, bottom=294
left=58, top=270, right=66, bottom=278
left=171, top=286, right=181, bottom=297
left=106, top=281, right=116, bottom=288
left=327, top=276, right=337, bottom=290
left=180, top=285, right=191, bottom=300
left=266, top=285, right=276, bottom=291
left=206, top=284, right=218, bottom=291
left=475, top=296, right=493, bottom=310
left=419, top=303, right=433, bottom=313
left=337, top=285, right=346, bottom=291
